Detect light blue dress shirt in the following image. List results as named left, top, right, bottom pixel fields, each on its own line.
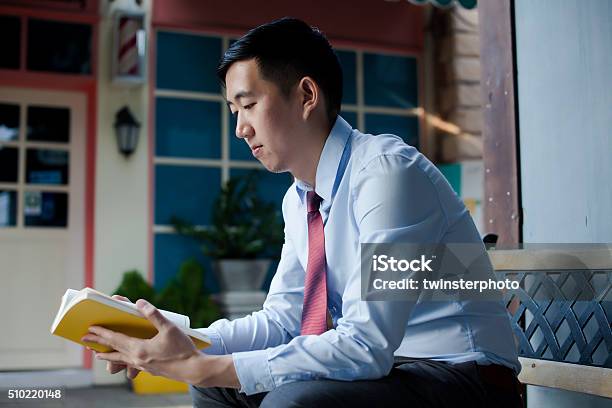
left=197, top=116, right=520, bottom=395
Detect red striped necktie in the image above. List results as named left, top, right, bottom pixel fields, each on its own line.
left=300, top=191, right=328, bottom=335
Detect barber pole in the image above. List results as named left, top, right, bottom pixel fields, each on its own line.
left=118, top=16, right=140, bottom=75
left=112, top=11, right=146, bottom=84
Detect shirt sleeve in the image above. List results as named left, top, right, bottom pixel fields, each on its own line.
left=195, top=230, right=305, bottom=357
left=232, top=154, right=450, bottom=395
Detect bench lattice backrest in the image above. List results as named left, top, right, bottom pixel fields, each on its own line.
left=490, top=247, right=612, bottom=398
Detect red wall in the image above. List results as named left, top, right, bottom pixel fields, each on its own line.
left=153, top=0, right=424, bottom=53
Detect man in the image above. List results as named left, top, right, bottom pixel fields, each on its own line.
left=84, top=18, right=522, bottom=407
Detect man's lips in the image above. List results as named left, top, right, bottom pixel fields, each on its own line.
left=251, top=145, right=263, bottom=156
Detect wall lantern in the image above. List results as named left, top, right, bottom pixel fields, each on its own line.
left=114, top=106, right=140, bottom=157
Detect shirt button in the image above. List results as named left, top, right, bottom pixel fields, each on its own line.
left=255, top=383, right=264, bottom=392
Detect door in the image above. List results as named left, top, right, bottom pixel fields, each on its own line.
left=0, top=87, right=86, bottom=369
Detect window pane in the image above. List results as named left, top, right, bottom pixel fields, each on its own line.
left=0, top=103, right=20, bottom=142
left=0, top=16, right=20, bottom=69
left=228, top=113, right=255, bottom=161
left=154, top=233, right=215, bottom=292
left=24, top=191, right=68, bottom=227
left=363, top=53, right=418, bottom=108
left=155, top=165, right=221, bottom=225
left=0, top=147, right=19, bottom=183
left=364, top=114, right=420, bottom=148
left=340, top=111, right=358, bottom=129
left=26, top=149, right=69, bottom=185
left=27, top=19, right=92, bottom=74
left=0, top=190, right=17, bottom=227
left=156, top=32, right=221, bottom=92
left=229, top=169, right=293, bottom=208
left=156, top=98, right=221, bottom=159
left=337, top=50, right=357, bottom=105
left=27, top=106, right=70, bottom=143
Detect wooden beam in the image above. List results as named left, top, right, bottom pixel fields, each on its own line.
left=518, top=358, right=612, bottom=399
left=477, top=0, right=521, bottom=244
left=489, top=246, right=612, bottom=271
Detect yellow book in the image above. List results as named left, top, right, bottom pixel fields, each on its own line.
left=50, top=287, right=210, bottom=352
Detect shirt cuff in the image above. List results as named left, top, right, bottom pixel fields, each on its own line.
left=194, top=327, right=226, bottom=355
left=232, top=349, right=274, bottom=395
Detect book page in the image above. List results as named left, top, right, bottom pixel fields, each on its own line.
left=50, top=289, right=81, bottom=331
left=82, top=288, right=190, bottom=328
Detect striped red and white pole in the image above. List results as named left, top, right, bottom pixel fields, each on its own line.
left=118, top=16, right=140, bottom=75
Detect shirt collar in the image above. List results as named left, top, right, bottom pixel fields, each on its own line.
left=295, top=115, right=352, bottom=205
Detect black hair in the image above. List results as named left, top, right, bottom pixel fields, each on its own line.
left=217, top=17, right=343, bottom=126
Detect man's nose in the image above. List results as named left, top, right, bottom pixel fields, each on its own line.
left=236, top=117, right=254, bottom=139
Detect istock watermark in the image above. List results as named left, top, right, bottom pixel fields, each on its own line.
left=361, top=243, right=612, bottom=302
left=361, top=243, right=520, bottom=301
left=372, top=255, right=434, bottom=272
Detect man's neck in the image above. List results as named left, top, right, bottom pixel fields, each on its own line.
left=290, top=119, right=333, bottom=188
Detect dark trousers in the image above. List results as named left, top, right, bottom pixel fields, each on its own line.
left=190, top=359, right=523, bottom=408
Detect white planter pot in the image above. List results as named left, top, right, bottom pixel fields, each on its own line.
left=213, top=259, right=272, bottom=292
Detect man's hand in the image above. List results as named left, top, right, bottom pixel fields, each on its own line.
left=81, top=298, right=240, bottom=388
left=103, top=295, right=140, bottom=379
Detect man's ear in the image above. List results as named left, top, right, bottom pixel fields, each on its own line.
left=297, top=77, right=319, bottom=121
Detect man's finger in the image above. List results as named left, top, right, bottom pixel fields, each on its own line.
left=87, top=326, right=135, bottom=354
left=112, top=295, right=131, bottom=302
left=82, top=334, right=111, bottom=348
left=96, top=351, right=127, bottom=364
left=136, top=299, right=171, bottom=331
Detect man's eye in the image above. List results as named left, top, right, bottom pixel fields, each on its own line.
left=244, top=103, right=256, bottom=110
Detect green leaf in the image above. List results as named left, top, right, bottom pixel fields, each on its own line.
left=113, top=270, right=155, bottom=303
left=171, top=171, right=284, bottom=260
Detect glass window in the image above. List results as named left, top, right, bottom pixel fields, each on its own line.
left=27, top=106, right=70, bottom=143
left=229, top=169, right=293, bottom=206
left=155, top=165, right=221, bottom=225
left=0, top=190, right=17, bottom=227
left=156, top=98, right=221, bottom=159
left=156, top=32, right=221, bottom=93
left=24, top=191, right=68, bottom=227
left=154, top=234, right=215, bottom=292
left=0, top=147, right=19, bottom=183
left=0, top=16, right=20, bottom=69
left=27, top=19, right=92, bottom=74
left=0, top=103, right=20, bottom=142
left=365, top=113, right=419, bottom=148
left=228, top=113, right=255, bottom=161
left=26, top=149, right=69, bottom=185
left=363, top=53, right=418, bottom=108
left=340, top=111, right=358, bottom=129
left=337, top=50, right=357, bottom=105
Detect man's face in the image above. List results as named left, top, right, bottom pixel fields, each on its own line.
left=225, top=59, right=302, bottom=173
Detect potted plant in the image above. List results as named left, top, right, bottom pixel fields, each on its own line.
left=172, top=172, right=284, bottom=292
left=113, top=260, right=220, bottom=394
